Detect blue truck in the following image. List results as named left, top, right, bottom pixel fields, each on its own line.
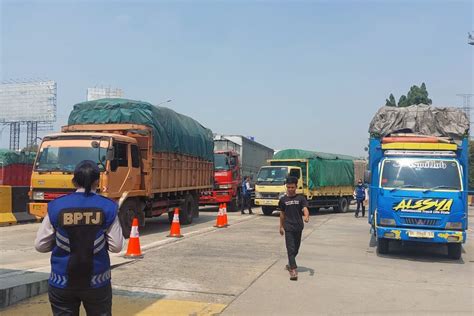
left=367, top=105, right=469, bottom=259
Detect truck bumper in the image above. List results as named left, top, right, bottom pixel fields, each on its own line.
left=199, top=190, right=233, bottom=205
left=255, top=199, right=279, bottom=207
left=29, top=202, right=48, bottom=218
left=376, top=226, right=466, bottom=244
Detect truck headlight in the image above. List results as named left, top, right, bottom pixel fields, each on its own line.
left=379, top=218, right=395, bottom=226
left=255, top=192, right=262, bottom=199
left=218, top=184, right=232, bottom=189
left=33, top=191, right=45, bottom=200
left=445, top=222, right=463, bottom=230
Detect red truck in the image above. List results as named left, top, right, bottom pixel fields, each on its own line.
left=200, top=149, right=242, bottom=212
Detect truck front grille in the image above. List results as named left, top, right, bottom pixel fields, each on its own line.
left=260, top=193, right=279, bottom=199
left=404, top=218, right=439, bottom=226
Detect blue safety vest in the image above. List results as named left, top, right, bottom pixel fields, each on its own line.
left=242, top=180, right=249, bottom=196
left=355, top=185, right=366, bottom=200
left=47, top=192, right=118, bottom=289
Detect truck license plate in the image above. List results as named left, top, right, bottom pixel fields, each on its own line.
left=408, top=231, right=434, bottom=238
left=262, top=200, right=274, bottom=205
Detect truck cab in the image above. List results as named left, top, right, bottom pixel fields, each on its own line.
left=368, top=136, right=468, bottom=259
left=255, top=164, right=304, bottom=215
left=29, top=132, right=141, bottom=218
left=200, top=150, right=241, bottom=211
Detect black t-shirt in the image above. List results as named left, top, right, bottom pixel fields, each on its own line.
left=278, top=194, right=308, bottom=231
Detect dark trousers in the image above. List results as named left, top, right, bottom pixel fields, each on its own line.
left=356, top=199, right=365, bottom=217
left=242, top=193, right=252, bottom=213
left=48, top=284, right=112, bottom=316
left=285, top=230, right=302, bottom=269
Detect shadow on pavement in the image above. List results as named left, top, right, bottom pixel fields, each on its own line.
left=296, top=266, right=315, bottom=276
left=374, top=239, right=466, bottom=264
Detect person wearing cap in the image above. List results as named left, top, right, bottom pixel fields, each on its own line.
left=35, top=160, right=123, bottom=316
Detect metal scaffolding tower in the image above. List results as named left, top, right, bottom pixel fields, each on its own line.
left=457, top=94, right=473, bottom=126
left=9, top=122, right=20, bottom=151
left=26, top=121, right=39, bottom=148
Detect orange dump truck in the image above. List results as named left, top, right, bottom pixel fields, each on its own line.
left=29, top=99, right=214, bottom=237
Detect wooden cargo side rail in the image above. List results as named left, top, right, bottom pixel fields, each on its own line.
left=152, top=152, right=213, bottom=193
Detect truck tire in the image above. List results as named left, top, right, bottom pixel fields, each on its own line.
left=262, top=206, right=274, bottom=216
left=168, top=210, right=174, bottom=224
left=192, top=194, right=199, bottom=218
left=179, top=194, right=194, bottom=225
left=377, top=238, right=389, bottom=255
left=228, top=191, right=242, bottom=212
left=119, top=199, right=139, bottom=239
left=447, top=243, right=462, bottom=260
left=336, top=197, right=349, bottom=213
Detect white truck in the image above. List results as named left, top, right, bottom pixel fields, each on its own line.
left=213, top=135, right=274, bottom=181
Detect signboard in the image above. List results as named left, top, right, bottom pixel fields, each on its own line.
left=0, top=81, right=57, bottom=122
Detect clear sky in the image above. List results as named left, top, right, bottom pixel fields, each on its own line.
left=1, top=0, right=473, bottom=156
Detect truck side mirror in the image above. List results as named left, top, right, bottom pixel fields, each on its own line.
left=364, top=170, right=371, bottom=184
left=106, top=147, right=115, bottom=161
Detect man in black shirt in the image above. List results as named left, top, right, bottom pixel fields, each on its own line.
left=279, top=176, right=309, bottom=281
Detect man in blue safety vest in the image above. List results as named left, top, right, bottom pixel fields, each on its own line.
left=241, top=176, right=254, bottom=215
left=35, top=160, right=124, bottom=315
left=353, top=179, right=368, bottom=218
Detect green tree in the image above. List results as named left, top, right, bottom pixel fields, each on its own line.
left=385, top=94, right=397, bottom=107
left=405, top=82, right=432, bottom=106
left=385, top=82, right=432, bottom=107
left=398, top=95, right=408, bottom=107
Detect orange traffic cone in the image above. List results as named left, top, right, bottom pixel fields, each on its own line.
left=124, top=218, right=144, bottom=259
left=222, top=203, right=229, bottom=227
left=214, top=204, right=227, bottom=228
left=167, top=208, right=183, bottom=238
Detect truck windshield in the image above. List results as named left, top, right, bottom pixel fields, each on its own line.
left=35, top=140, right=108, bottom=173
left=257, top=167, right=288, bottom=185
left=214, top=153, right=230, bottom=171
left=381, top=158, right=461, bottom=191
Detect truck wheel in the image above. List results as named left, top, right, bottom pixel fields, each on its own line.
left=179, top=194, right=194, bottom=225
left=192, top=194, right=199, bottom=218
left=377, top=238, right=389, bottom=254
left=447, top=243, right=462, bottom=260
left=337, top=197, right=349, bottom=213
left=228, top=199, right=237, bottom=212
left=119, top=199, right=139, bottom=239
left=262, top=206, right=274, bottom=216
left=228, top=191, right=242, bottom=212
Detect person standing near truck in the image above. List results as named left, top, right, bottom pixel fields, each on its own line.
left=353, top=179, right=367, bottom=218
left=279, top=176, right=310, bottom=281
left=241, top=176, right=254, bottom=215
left=35, top=160, right=123, bottom=316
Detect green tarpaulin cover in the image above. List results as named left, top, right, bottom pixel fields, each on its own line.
left=68, top=99, right=214, bottom=161
left=0, top=149, right=36, bottom=167
left=272, top=149, right=356, bottom=189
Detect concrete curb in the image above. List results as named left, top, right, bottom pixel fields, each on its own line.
left=0, top=271, right=49, bottom=309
